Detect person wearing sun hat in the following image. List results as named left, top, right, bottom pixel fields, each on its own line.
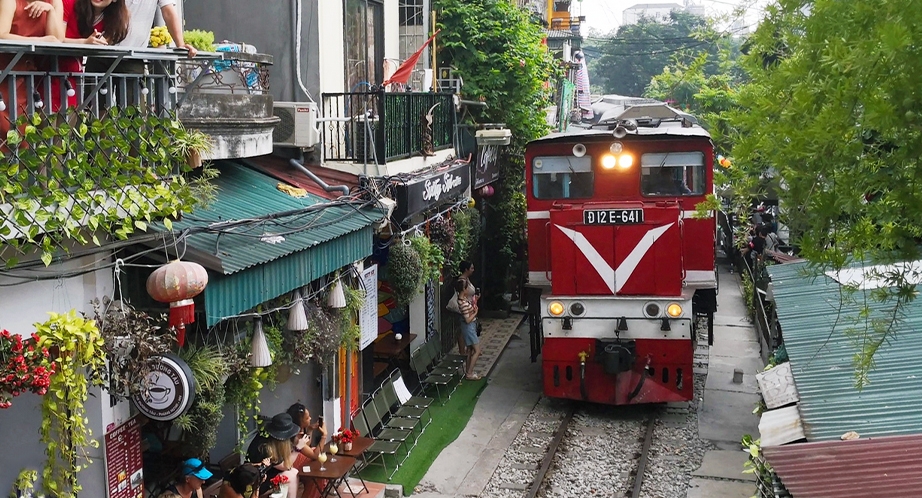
left=246, top=413, right=301, bottom=498
left=157, top=457, right=213, bottom=498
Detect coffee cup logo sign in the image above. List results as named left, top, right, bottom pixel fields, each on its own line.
left=422, top=172, right=462, bottom=202
left=131, top=354, right=195, bottom=421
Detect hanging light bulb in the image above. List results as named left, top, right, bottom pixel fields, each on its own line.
left=250, top=318, right=272, bottom=367
left=32, top=91, right=44, bottom=110
left=99, top=84, right=108, bottom=95
left=65, top=79, right=76, bottom=97
left=287, top=289, right=309, bottom=331
left=327, top=276, right=346, bottom=309
left=0, top=92, right=7, bottom=112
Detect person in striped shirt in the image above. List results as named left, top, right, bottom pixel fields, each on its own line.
left=454, top=277, right=482, bottom=380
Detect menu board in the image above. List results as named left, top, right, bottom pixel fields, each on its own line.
left=359, top=264, right=379, bottom=350
left=104, top=417, right=144, bottom=498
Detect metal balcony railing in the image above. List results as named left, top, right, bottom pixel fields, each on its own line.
left=0, top=40, right=273, bottom=122
left=321, top=91, right=455, bottom=164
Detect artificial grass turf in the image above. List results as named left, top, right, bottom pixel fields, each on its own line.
left=358, top=377, right=489, bottom=495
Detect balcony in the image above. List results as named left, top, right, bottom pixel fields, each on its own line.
left=176, top=50, right=278, bottom=160
left=0, top=40, right=234, bottom=262
left=320, top=91, right=455, bottom=165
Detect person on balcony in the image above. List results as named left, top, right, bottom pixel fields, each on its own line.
left=0, top=0, right=64, bottom=141
left=52, top=0, right=128, bottom=109
left=117, top=0, right=196, bottom=56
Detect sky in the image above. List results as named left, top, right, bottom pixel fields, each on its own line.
left=572, top=0, right=772, bottom=36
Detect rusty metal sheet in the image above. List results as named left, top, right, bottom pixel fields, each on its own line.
left=763, top=434, right=922, bottom=498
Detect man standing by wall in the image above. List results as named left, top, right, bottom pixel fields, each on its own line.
left=119, top=0, right=197, bottom=56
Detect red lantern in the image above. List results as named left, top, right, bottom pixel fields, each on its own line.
left=146, top=260, right=208, bottom=346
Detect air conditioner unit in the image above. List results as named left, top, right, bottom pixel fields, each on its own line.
left=351, top=114, right=379, bottom=163
left=273, top=101, right=321, bottom=148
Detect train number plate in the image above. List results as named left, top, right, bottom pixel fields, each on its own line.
left=583, top=209, right=644, bottom=225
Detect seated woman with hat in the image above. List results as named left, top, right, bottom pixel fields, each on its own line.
left=158, top=458, right=213, bottom=498
left=246, top=413, right=300, bottom=498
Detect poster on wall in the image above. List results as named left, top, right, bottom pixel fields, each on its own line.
left=360, top=265, right=379, bottom=350
left=104, top=416, right=144, bottom=498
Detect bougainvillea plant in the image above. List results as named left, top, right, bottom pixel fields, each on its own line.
left=0, top=329, right=54, bottom=408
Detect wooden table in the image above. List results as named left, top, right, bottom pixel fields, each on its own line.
left=373, top=332, right=417, bottom=371
left=298, top=455, right=357, bottom=498
left=322, top=436, right=375, bottom=495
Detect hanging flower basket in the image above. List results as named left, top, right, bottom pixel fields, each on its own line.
left=0, top=330, right=54, bottom=409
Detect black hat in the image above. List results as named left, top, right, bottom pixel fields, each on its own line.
left=265, top=413, right=300, bottom=440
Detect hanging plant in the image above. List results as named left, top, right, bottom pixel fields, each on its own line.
left=174, top=344, right=228, bottom=459
left=9, top=469, right=38, bottom=498
left=448, top=208, right=473, bottom=276
left=89, top=297, right=172, bottom=401
left=0, top=329, right=54, bottom=409
left=429, top=216, right=455, bottom=265
left=338, top=284, right=366, bottom=351
left=410, top=235, right=444, bottom=285
left=386, top=240, right=423, bottom=306
left=35, top=310, right=106, bottom=498
left=307, top=301, right=341, bottom=366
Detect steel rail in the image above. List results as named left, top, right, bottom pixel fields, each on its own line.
left=630, top=416, right=657, bottom=498
left=524, top=407, right=576, bottom=498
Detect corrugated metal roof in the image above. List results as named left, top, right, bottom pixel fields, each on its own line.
left=246, top=155, right=361, bottom=200
left=763, top=434, right=922, bottom=497
left=170, top=161, right=382, bottom=325
left=768, top=261, right=922, bottom=441
left=759, top=405, right=806, bottom=447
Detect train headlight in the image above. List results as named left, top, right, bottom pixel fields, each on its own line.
left=601, top=154, right=617, bottom=169
left=618, top=154, right=634, bottom=169
left=666, top=303, right=683, bottom=318
left=644, top=302, right=661, bottom=318
left=610, top=142, right=623, bottom=153
left=548, top=301, right=565, bottom=316
left=569, top=302, right=585, bottom=316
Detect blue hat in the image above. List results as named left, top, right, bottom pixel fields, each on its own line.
left=181, top=458, right=213, bottom=480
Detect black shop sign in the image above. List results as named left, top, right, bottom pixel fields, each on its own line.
left=393, top=162, right=470, bottom=222
left=473, top=144, right=501, bottom=189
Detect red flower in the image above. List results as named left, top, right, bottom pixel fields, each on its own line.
left=0, top=329, right=55, bottom=409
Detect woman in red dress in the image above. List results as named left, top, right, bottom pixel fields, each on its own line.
left=0, top=0, right=64, bottom=138
left=54, top=0, right=128, bottom=109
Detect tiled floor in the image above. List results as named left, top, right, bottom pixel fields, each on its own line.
left=325, top=477, right=385, bottom=497
left=461, top=314, right=525, bottom=378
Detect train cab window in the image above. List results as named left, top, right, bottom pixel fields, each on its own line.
left=640, top=152, right=706, bottom=196
left=532, top=156, right=594, bottom=199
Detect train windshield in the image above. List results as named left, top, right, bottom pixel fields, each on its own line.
left=532, top=156, right=594, bottom=199
left=640, top=152, right=706, bottom=196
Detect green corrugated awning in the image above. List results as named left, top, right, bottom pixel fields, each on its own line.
left=169, top=161, right=382, bottom=325
left=768, top=260, right=922, bottom=441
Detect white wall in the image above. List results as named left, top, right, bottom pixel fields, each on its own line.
left=384, top=0, right=400, bottom=60
left=0, top=254, right=117, bottom=496
left=318, top=0, right=345, bottom=95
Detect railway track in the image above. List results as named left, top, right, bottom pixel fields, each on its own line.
left=487, top=401, right=660, bottom=498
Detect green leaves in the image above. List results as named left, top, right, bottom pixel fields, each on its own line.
left=0, top=108, right=213, bottom=267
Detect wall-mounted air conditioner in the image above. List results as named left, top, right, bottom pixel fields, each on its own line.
left=273, top=101, right=321, bottom=148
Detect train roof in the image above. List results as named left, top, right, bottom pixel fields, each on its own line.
left=530, top=102, right=712, bottom=145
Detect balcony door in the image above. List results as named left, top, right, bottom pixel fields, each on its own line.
left=345, top=0, right=384, bottom=92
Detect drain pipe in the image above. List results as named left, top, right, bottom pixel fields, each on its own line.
left=287, top=157, right=351, bottom=197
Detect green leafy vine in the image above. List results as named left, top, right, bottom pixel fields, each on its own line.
left=34, top=310, right=106, bottom=498
left=0, top=108, right=215, bottom=268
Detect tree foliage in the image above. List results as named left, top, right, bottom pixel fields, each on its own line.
left=731, top=0, right=922, bottom=386
left=434, top=0, right=553, bottom=305
left=588, top=11, right=719, bottom=97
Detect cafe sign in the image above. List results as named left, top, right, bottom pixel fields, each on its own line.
left=393, top=161, right=471, bottom=222
left=474, top=144, right=501, bottom=189
left=130, top=354, right=195, bottom=421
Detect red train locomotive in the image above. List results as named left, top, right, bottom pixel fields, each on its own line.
left=523, top=103, right=717, bottom=405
